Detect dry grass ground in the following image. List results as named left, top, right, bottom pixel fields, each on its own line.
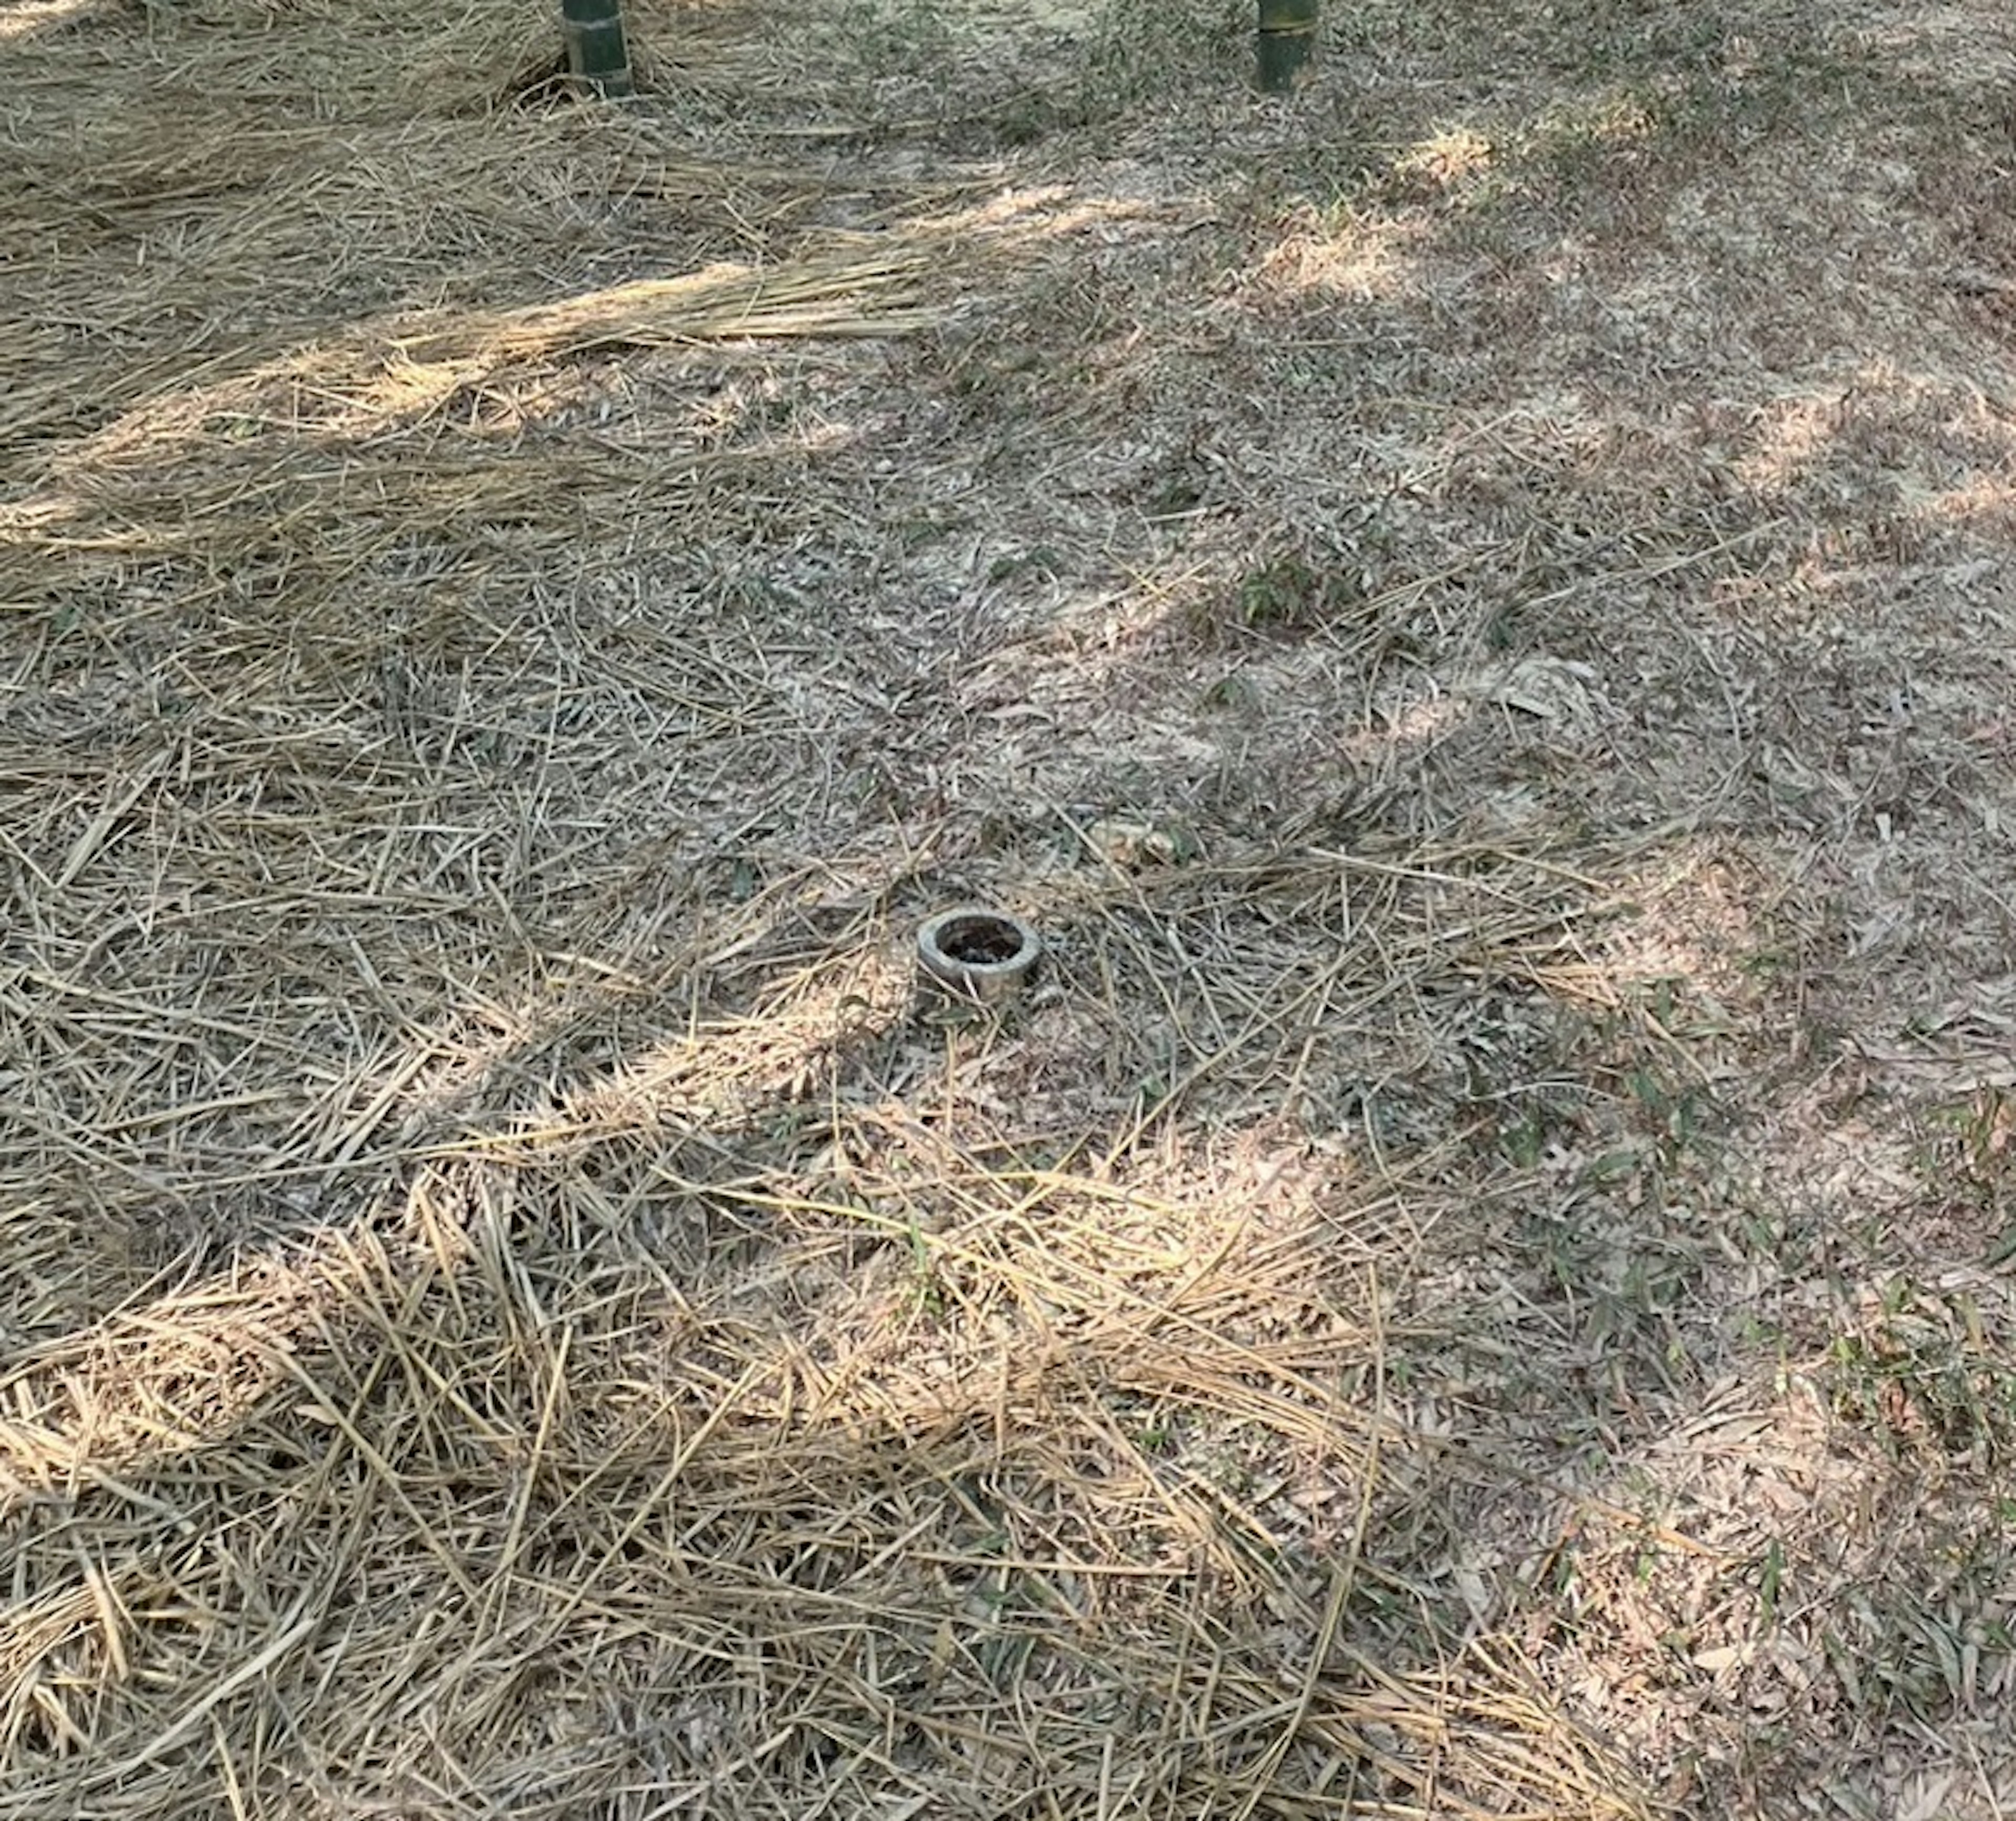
left=5, top=0, right=2016, bottom=1813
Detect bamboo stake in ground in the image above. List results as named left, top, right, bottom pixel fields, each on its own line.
left=562, top=0, right=633, bottom=98
left=1255, top=0, right=1316, bottom=92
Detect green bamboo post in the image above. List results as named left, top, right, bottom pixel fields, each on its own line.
left=1255, top=0, right=1316, bottom=92
left=562, top=0, right=634, bottom=99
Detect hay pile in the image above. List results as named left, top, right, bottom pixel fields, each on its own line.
left=0, top=1, right=1656, bottom=1815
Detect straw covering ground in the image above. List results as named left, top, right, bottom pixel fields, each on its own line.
left=5, top=0, right=2016, bottom=1813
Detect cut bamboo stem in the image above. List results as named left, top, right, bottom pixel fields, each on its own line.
left=562, top=0, right=634, bottom=99
left=1255, top=0, right=1316, bottom=92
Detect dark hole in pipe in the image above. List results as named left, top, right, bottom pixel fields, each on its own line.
left=937, top=916, right=1026, bottom=965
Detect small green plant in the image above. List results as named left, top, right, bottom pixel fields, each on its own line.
left=1200, top=672, right=1260, bottom=713
left=1949, top=1087, right=2016, bottom=1190
left=1502, top=1108, right=1547, bottom=1168
left=1827, top=1279, right=2016, bottom=1463
left=1756, top=1536, right=1785, bottom=1628
left=985, top=545, right=1065, bottom=584
left=1233, top=552, right=1364, bottom=631
left=904, top=1212, right=946, bottom=1320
